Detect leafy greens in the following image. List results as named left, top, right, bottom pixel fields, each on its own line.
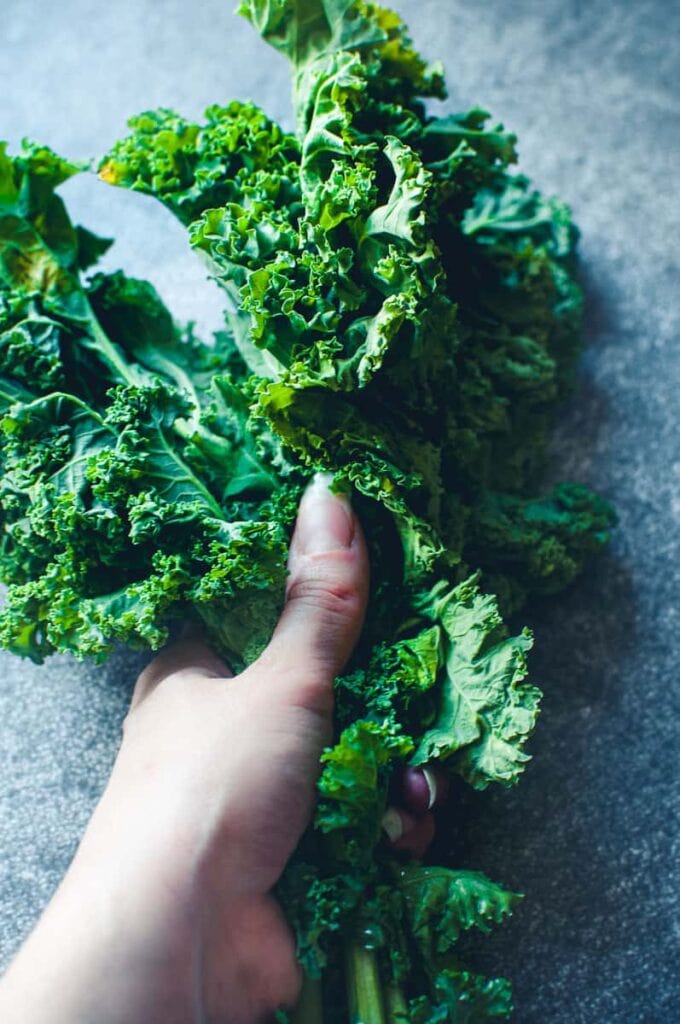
left=0, top=2, right=614, bottom=1020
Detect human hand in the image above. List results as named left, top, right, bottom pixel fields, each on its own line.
left=0, top=475, right=445, bottom=1024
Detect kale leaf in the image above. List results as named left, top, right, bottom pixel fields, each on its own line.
left=0, top=2, right=616, bottom=1019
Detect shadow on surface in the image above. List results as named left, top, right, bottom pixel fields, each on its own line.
left=427, top=254, right=641, bottom=1019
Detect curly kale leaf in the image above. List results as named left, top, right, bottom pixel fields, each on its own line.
left=0, top=3, right=617, bottom=1020
left=100, top=103, right=302, bottom=380
left=317, top=718, right=413, bottom=839
left=470, top=483, right=616, bottom=608
left=335, top=575, right=539, bottom=793
left=0, top=144, right=148, bottom=404
left=411, top=576, right=540, bottom=788
left=101, top=41, right=612, bottom=601
left=0, top=143, right=298, bottom=664
left=400, top=865, right=518, bottom=1022
left=399, top=865, right=520, bottom=956
left=409, top=969, right=514, bottom=1023
left=0, top=379, right=291, bottom=663
left=237, top=0, right=388, bottom=70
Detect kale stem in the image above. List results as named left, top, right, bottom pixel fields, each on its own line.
left=10, top=391, right=110, bottom=430
left=345, top=941, right=386, bottom=1024
left=86, top=305, right=142, bottom=388
left=291, top=972, right=324, bottom=1024
left=385, top=982, right=409, bottom=1023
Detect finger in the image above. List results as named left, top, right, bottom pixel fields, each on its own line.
left=381, top=807, right=436, bottom=860
left=253, top=472, right=369, bottom=700
left=130, top=634, right=232, bottom=710
left=399, top=766, right=450, bottom=815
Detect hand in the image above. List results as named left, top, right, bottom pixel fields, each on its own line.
left=0, top=475, right=444, bottom=1023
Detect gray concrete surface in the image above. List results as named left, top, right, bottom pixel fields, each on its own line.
left=1, top=1, right=679, bottom=1020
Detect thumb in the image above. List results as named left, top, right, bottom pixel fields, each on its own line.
left=256, top=473, right=369, bottom=688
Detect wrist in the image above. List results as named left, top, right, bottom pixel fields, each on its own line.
left=0, top=845, right=200, bottom=1024
left=0, top=773, right=224, bottom=1024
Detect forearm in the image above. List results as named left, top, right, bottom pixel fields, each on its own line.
left=0, top=751, right=293, bottom=1024
left=0, top=763, right=207, bottom=1024
left=0, top=840, right=199, bottom=1024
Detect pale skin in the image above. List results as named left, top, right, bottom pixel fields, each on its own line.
left=0, top=476, right=440, bottom=1023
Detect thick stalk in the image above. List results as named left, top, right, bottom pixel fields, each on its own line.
left=384, top=982, right=409, bottom=1023
left=345, top=942, right=386, bottom=1024
left=291, top=972, right=324, bottom=1024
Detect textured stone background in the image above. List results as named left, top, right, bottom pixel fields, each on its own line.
left=1, top=1, right=678, bottom=1020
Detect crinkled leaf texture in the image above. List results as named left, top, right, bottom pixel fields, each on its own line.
left=399, top=865, right=520, bottom=956
left=238, top=0, right=389, bottom=69
left=411, top=576, right=540, bottom=789
left=0, top=1, right=616, bottom=1020
left=0, top=143, right=298, bottom=665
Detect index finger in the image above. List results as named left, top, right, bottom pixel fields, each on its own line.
left=130, top=630, right=232, bottom=710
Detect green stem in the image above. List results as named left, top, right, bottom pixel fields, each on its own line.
left=12, top=391, right=109, bottom=428
left=291, top=972, right=324, bottom=1024
left=153, top=426, right=225, bottom=519
left=86, top=304, right=142, bottom=388
left=385, top=982, right=409, bottom=1024
left=0, top=374, right=36, bottom=411
left=345, top=942, right=386, bottom=1024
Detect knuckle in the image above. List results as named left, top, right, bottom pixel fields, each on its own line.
left=286, top=563, right=364, bottom=623
left=284, top=552, right=364, bottom=614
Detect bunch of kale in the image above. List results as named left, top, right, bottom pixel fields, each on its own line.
left=0, top=2, right=613, bottom=1020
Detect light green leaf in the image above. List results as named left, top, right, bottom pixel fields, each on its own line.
left=411, top=576, right=541, bottom=788
left=238, top=0, right=387, bottom=69
left=400, top=865, right=520, bottom=954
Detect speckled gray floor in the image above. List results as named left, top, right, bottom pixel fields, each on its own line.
left=1, top=1, right=679, bottom=1021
